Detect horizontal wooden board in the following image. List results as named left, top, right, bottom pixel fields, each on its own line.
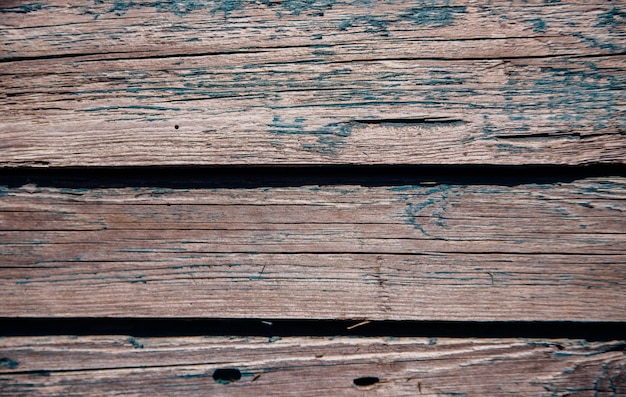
left=1, top=0, right=625, bottom=166
left=1, top=177, right=625, bottom=320
left=0, top=336, right=625, bottom=396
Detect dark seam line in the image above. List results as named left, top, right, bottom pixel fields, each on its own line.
left=0, top=319, right=624, bottom=340
left=0, top=164, right=625, bottom=189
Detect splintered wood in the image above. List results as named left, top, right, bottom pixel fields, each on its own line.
left=1, top=0, right=625, bottom=166
left=1, top=177, right=624, bottom=320
left=0, top=336, right=625, bottom=396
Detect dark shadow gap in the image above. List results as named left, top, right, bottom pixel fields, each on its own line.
left=0, top=164, right=624, bottom=189
left=0, top=319, right=624, bottom=341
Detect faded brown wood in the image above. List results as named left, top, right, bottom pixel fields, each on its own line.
left=1, top=177, right=624, bottom=320
left=0, top=336, right=625, bottom=396
left=1, top=0, right=625, bottom=166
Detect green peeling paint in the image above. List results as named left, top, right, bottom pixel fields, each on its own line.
left=526, top=18, right=547, bottom=32
left=401, top=6, right=467, bottom=27
left=0, top=3, right=43, bottom=13
left=269, top=116, right=352, bottom=155
left=128, top=337, right=145, bottom=349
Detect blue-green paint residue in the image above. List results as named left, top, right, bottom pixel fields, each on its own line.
left=0, top=3, right=43, bottom=13
left=401, top=6, right=467, bottom=27
left=59, top=187, right=89, bottom=195
left=0, top=357, right=19, bottom=369
left=210, top=0, right=243, bottom=16
left=493, top=61, right=626, bottom=142
left=526, top=18, right=547, bottom=32
left=128, top=337, right=145, bottom=349
left=278, top=0, right=336, bottom=16
left=552, top=341, right=625, bottom=358
left=268, top=115, right=306, bottom=133
left=130, top=275, right=147, bottom=284
left=401, top=185, right=460, bottom=237
left=312, top=49, right=335, bottom=56
left=102, top=0, right=244, bottom=17
left=108, top=1, right=135, bottom=16
left=595, top=7, right=625, bottom=27
left=178, top=373, right=208, bottom=378
left=315, top=68, right=352, bottom=81
left=338, top=15, right=389, bottom=34
left=269, top=116, right=352, bottom=155
left=572, top=31, right=623, bottom=52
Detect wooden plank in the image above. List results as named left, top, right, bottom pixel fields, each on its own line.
left=1, top=1, right=625, bottom=166
left=0, top=336, right=625, bottom=396
left=1, top=177, right=624, bottom=320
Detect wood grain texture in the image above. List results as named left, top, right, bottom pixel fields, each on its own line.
left=0, top=336, right=625, bottom=396
left=1, top=177, right=624, bottom=320
left=1, top=0, right=625, bottom=166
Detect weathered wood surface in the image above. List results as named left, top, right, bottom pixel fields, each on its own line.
left=1, top=1, right=625, bottom=166
left=1, top=177, right=624, bottom=320
left=0, top=336, right=625, bottom=396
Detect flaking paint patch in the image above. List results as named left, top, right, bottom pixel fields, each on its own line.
left=276, top=0, right=337, bottom=16
left=128, top=337, right=145, bottom=349
left=526, top=18, right=547, bottom=32
left=338, top=15, right=389, bottom=34
left=0, top=357, right=19, bottom=369
left=401, top=5, right=467, bottom=26
left=104, top=0, right=244, bottom=17
left=595, top=7, right=626, bottom=27
left=101, top=0, right=341, bottom=17
left=269, top=116, right=352, bottom=154
left=0, top=3, right=43, bottom=13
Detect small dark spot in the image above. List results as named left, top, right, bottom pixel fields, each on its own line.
left=174, top=124, right=179, bottom=129
left=0, top=357, right=19, bottom=369
left=354, top=376, right=380, bottom=387
left=213, top=368, right=242, bottom=384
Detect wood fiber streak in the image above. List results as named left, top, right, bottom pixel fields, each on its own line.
left=0, top=336, right=625, bottom=396
left=1, top=1, right=625, bottom=166
left=1, top=177, right=624, bottom=320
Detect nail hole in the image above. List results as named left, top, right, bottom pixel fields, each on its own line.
left=353, top=376, right=380, bottom=387
left=212, top=368, right=242, bottom=384
left=174, top=125, right=179, bottom=129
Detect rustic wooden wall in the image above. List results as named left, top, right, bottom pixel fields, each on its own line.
left=1, top=0, right=625, bottom=395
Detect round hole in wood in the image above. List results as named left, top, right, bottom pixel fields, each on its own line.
left=212, top=368, right=241, bottom=384
left=353, top=376, right=380, bottom=387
